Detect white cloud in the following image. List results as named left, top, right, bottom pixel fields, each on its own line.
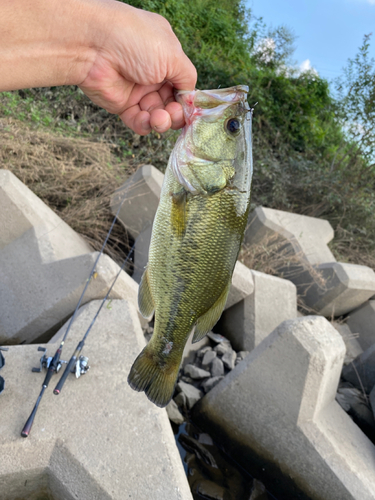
left=299, top=59, right=319, bottom=76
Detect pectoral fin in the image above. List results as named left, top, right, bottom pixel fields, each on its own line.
left=138, top=269, right=154, bottom=318
left=171, top=190, right=187, bottom=237
left=193, top=281, right=231, bottom=343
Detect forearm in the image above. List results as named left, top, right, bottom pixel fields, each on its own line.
left=0, top=0, right=106, bottom=91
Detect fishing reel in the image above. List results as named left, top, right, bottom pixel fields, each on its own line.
left=31, top=347, right=66, bottom=373
left=75, top=356, right=90, bottom=378
left=31, top=347, right=89, bottom=378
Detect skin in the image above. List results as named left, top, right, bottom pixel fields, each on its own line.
left=0, top=0, right=197, bottom=135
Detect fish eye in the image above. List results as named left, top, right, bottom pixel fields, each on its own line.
left=226, top=118, right=241, bottom=135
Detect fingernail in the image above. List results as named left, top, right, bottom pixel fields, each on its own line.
left=141, top=120, right=150, bottom=131
left=154, top=120, right=170, bottom=131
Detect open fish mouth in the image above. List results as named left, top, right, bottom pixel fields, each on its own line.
left=171, top=86, right=252, bottom=196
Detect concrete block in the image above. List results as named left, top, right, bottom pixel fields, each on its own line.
left=110, top=164, right=164, bottom=239
left=332, top=321, right=363, bottom=365
left=132, top=224, right=152, bottom=284
left=0, top=169, right=143, bottom=344
left=300, top=262, right=375, bottom=317
left=225, top=261, right=254, bottom=310
left=193, top=316, right=375, bottom=500
left=0, top=300, right=192, bottom=500
left=218, top=270, right=297, bottom=351
left=342, top=344, right=375, bottom=394
left=347, top=300, right=375, bottom=351
left=244, top=206, right=335, bottom=266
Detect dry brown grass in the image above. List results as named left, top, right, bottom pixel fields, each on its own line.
left=0, top=117, right=135, bottom=263
left=239, top=233, right=328, bottom=314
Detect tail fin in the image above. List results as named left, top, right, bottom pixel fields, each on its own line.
left=127, top=346, right=180, bottom=408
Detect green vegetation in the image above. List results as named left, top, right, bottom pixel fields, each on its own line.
left=0, top=0, right=374, bottom=267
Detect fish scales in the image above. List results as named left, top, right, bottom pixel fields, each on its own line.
left=128, top=86, right=253, bottom=407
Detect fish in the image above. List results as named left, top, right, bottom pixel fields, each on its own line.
left=127, top=85, right=253, bottom=408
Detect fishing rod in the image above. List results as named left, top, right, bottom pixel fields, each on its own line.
left=53, top=241, right=135, bottom=395
left=21, top=202, right=127, bottom=438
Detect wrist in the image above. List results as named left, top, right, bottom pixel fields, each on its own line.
left=0, top=0, right=103, bottom=91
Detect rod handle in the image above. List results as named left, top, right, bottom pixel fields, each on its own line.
left=21, top=387, right=45, bottom=438
left=53, top=356, right=76, bottom=395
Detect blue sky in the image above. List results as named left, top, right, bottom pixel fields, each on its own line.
left=247, top=0, right=375, bottom=82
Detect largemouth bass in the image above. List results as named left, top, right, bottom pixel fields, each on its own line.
left=128, top=85, right=253, bottom=407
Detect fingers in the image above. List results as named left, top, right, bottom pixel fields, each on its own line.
left=120, top=83, right=186, bottom=135
left=167, top=51, right=197, bottom=91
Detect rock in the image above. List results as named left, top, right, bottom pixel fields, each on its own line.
left=174, top=391, right=187, bottom=410
left=176, top=381, right=203, bottom=409
left=197, top=346, right=213, bottom=358
left=249, top=479, right=268, bottom=500
left=332, top=321, right=363, bottom=365
left=207, top=332, right=230, bottom=344
left=196, top=480, right=225, bottom=500
left=110, top=164, right=164, bottom=238
left=193, top=316, right=375, bottom=500
left=0, top=300, right=192, bottom=500
left=218, top=270, right=297, bottom=352
left=201, top=350, right=217, bottom=370
left=225, top=261, right=254, bottom=310
left=210, top=358, right=224, bottom=378
left=201, top=376, right=224, bottom=393
left=336, top=383, right=375, bottom=442
left=347, top=300, right=375, bottom=351
left=342, top=343, right=375, bottom=394
left=166, top=399, right=185, bottom=425
left=182, top=334, right=210, bottom=367
left=184, top=364, right=211, bottom=380
left=198, top=433, right=213, bottom=446
left=222, top=349, right=236, bottom=370
left=236, top=351, right=250, bottom=366
left=214, top=342, right=232, bottom=357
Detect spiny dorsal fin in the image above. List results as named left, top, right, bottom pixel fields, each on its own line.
left=193, top=280, right=231, bottom=343
left=138, top=269, right=155, bottom=318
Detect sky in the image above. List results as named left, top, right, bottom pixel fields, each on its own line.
left=247, top=0, right=375, bottom=82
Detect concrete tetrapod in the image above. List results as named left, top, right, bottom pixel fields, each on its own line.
left=0, top=300, right=192, bottom=500
left=0, top=169, right=142, bottom=343
left=193, top=316, right=375, bottom=500
left=110, top=164, right=164, bottom=239
left=218, top=270, right=297, bottom=351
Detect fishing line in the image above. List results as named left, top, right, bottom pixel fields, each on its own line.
left=21, top=197, right=128, bottom=437
left=53, top=241, right=135, bottom=395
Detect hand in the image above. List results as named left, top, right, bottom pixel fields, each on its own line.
left=79, top=3, right=197, bottom=135
left=0, top=0, right=197, bottom=135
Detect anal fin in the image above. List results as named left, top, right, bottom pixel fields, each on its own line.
left=138, top=269, right=154, bottom=318
left=193, top=281, right=231, bottom=343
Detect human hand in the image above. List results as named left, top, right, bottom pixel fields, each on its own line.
left=79, top=2, right=197, bottom=135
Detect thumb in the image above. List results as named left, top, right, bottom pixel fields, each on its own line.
left=167, top=51, right=197, bottom=91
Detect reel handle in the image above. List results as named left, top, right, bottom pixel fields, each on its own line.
left=53, top=356, right=76, bottom=395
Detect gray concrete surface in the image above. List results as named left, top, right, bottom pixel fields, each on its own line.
left=110, top=164, right=164, bottom=239
left=218, top=270, right=297, bottom=351
left=193, top=316, right=375, bottom=500
left=332, top=321, right=363, bottom=365
left=225, top=261, right=254, bottom=310
left=244, top=206, right=335, bottom=265
left=132, top=223, right=152, bottom=284
left=0, top=300, right=192, bottom=500
left=342, top=343, right=375, bottom=394
left=300, top=262, right=375, bottom=317
left=0, top=170, right=142, bottom=344
left=347, top=300, right=375, bottom=351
